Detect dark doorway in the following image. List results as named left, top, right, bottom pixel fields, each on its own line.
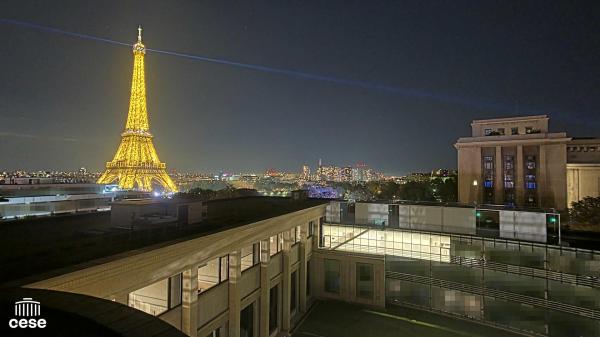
left=240, top=302, right=253, bottom=337
left=269, top=285, right=279, bottom=334
left=178, top=205, right=188, bottom=225
left=291, top=271, right=298, bottom=314
left=476, top=209, right=500, bottom=238
left=388, top=205, right=399, bottom=228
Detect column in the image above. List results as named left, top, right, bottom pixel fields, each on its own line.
left=182, top=264, right=199, bottom=337
left=298, top=223, right=309, bottom=313
left=538, top=145, right=547, bottom=208
left=515, top=145, right=525, bottom=206
left=281, top=230, right=293, bottom=332
left=494, top=146, right=503, bottom=204
left=229, top=250, right=242, bottom=337
left=259, top=239, right=270, bottom=337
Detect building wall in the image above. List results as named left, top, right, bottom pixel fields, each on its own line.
left=542, top=143, right=568, bottom=210
left=355, top=203, right=388, bottom=225
left=311, top=250, right=385, bottom=307
left=567, top=164, right=600, bottom=206
left=317, top=220, right=600, bottom=337
left=457, top=146, right=482, bottom=205
left=27, top=204, right=327, bottom=337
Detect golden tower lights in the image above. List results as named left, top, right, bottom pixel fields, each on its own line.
left=97, top=27, right=178, bottom=192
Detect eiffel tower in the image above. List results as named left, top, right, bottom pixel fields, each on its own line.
left=97, top=27, right=178, bottom=192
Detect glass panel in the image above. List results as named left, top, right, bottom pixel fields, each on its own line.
left=169, top=273, right=182, bottom=308
left=269, top=285, right=279, bottom=333
left=356, top=263, right=374, bottom=299
left=291, top=271, right=298, bottom=312
left=270, top=235, right=278, bottom=256
left=198, top=258, right=220, bottom=292
left=241, top=245, right=254, bottom=272
left=128, top=278, right=168, bottom=316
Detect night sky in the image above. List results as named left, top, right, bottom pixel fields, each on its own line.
left=1, top=1, right=599, bottom=175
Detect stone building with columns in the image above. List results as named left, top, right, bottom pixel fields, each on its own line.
left=455, top=115, right=600, bottom=211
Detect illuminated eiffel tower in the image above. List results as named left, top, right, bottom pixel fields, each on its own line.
left=97, top=27, right=178, bottom=192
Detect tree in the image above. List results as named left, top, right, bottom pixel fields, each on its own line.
left=569, top=196, right=600, bottom=225
left=398, top=181, right=435, bottom=202
left=431, top=177, right=458, bottom=202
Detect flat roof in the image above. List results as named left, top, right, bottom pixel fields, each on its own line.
left=110, top=197, right=203, bottom=206
left=471, top=114, right=548, bottom=125
left=0, top=196, right=327, bottom=286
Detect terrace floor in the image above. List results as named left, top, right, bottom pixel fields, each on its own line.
left=292, top=300, right=529, bottom=337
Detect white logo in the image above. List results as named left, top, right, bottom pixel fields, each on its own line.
left=8, top=298, right=46, bottom=329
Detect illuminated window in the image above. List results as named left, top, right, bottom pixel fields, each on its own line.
left=198, top=255, right=229, bottom=293
left=241, top=244, right=257, bottom=272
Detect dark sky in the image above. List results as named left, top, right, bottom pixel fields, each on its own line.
left=1, top=1, right=599, bottom=175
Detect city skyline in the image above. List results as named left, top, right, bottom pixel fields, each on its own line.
left=1, top=2, right=599, bottom=176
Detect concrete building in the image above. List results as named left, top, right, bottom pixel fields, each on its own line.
left=2, top=197, right=598, bottom=337
left=566, top=138, right=600, bottom=206
left=455, top=115, right=600, bottom=210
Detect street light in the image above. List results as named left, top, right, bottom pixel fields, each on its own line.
left=472, top=179, right=479, bottom=206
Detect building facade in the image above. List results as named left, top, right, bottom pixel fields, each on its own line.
left=8, top=198, right=598, bottom=337
left=455, top=115, right=600, bottom=210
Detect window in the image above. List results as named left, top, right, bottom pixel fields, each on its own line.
left=198, top=255, right=229, bottom=293
left=497, top=128, right=505, bottom=135
left=526, top=182, right=537, bottom=190
left=240, top=303, right=254, bottom=337
left=511, top=127, right=518, bottom=135
left=269, top=285, right=279, bottom=334
left=206, top=327, right=221, bottom=337
left=169, top=274, right=182, bottom=309
left=295, top=226, right=302, bottom=243
left=525, top=127, right=533, bottom=134
left=291, top=271, right=298, bottom=313
left=129, top=274, right=182, bottom=316
left=269, top=234, right=282, bottom=256
left=483, top=156, right=493, bottom=170
left=484, top=128, right=492, bottom=136
left=241, top=244, right=256, bottom=272
left=324, top=259, right=341, bottom=294
left=308, top=221, right=315, bottom=237
left=484, top=180, right=493, bottom=188
left=356, top=263, right=374, bottom=299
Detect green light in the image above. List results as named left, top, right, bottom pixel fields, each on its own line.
left=549, top=216, right=557, bottom=223
left=476, top=211, right=481, bottom=218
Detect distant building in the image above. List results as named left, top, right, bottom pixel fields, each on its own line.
left=455, top=115, right=600, bottom=210
left=301, top=165, right=310, bottom=181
